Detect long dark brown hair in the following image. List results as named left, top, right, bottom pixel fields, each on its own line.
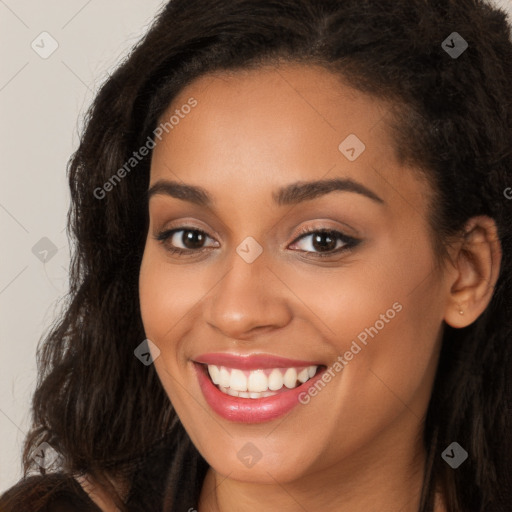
left=1, top=0, right=511, bottom=510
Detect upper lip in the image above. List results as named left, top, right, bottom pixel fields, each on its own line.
left=194, top=352, right=324, bottom=370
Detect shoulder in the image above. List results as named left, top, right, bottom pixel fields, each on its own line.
left=0, top=473, right=101, bottom=512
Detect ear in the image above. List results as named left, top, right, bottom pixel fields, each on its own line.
left=444, top=216, right=502, bottom=328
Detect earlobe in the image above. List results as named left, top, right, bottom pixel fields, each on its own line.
left=444, top=216, right=502, bottom=329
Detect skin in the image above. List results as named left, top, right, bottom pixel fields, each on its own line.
left=133, top=64, right=501, bottom=512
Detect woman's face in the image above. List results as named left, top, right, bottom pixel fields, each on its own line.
left=139, top=64, right=450, bottom=484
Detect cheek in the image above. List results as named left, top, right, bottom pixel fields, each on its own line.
left=314, top=231, right=443, bottom=421
left=289, top=228, right=440, bottom=382
left=139, top=247, right=205, bottom=344
left=277, top=232, right=436, bottom=350
left=138, top=248, right=198, bottom=410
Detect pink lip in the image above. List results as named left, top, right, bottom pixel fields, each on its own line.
left=194, top=352, right=323, bottom=370
left=194, top=362, right=326, bottom=423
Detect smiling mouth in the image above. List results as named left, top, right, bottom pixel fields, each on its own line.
left=202, top=363, right=325, bottom=399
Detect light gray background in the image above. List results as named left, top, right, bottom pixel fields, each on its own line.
left=1, top=0, right=511, bottom=495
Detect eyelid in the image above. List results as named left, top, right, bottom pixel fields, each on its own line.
left=155, top=219, right=218, bottom=239
left=155, top=226, right=218, bottom=246
left=288, top=220, right=359, bottom=243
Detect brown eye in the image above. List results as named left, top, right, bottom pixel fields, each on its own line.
left=289, top=228, right=360, bottom=258
left=156, top=227, right=218, bottom=255
left=178, top=229, right=207, bottom=250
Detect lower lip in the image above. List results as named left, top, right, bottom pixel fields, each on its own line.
left=194, top=363, right=326, bottom=423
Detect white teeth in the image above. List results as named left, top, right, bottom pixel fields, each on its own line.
left=229, top=369, right=247, bottom=391
left=283, top=368, right=298, bottom=388
left=208, top=365, right=220, bottom=384
left=268, top=369, right=284, bottom=391
left=226, top=387, right=239, bottom=397
left=219, top=386, right=278, bottom=399
left=297, top=368, right=309, bottom=383
left=247, top=370, right=268, bottom=392
left=219, top=367, right=230, bottom=387
left=206, top=363, right=321, bottom=397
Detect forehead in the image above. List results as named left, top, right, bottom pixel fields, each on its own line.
left=149, top=64, right=430, bottom=216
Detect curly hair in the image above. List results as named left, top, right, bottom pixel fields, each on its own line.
left=1, top=0, right=511, bottom=511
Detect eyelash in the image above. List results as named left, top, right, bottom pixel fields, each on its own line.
left=155, top=225, right=360, bottom=259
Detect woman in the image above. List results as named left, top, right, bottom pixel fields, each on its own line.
left=1, top=0, right=511, bottom=510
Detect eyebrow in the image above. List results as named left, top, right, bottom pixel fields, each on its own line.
left=147, top=177, right=384, bottom=207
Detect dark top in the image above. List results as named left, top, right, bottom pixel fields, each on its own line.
left=0, top=420, right=209, bottom=512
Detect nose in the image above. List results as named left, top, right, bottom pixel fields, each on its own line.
left=203, top=247, right=293, bottom=341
